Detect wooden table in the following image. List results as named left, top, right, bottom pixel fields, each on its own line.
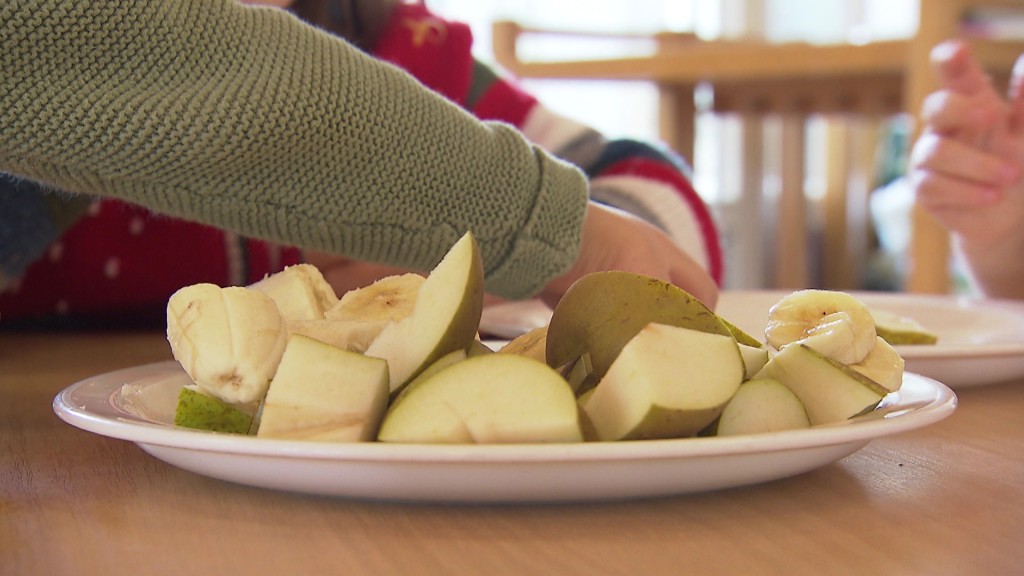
left=3, top=330, right=1022, bottom=575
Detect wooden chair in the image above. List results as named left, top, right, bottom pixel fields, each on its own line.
left=492, top=0, right=1024, bottom=292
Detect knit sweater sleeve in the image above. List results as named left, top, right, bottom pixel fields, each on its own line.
left=0, top=0, right=587, bottom=300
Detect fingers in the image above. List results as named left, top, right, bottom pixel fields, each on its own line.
left=910, top=131, right=1018, bottom=191
left=910, top=167, right=1002, bottom=213
left=538, top=202, right=719, bottom=309
left=667, top=252, right=719, bottom=309
left=931, top=40, right=992, bottom=94
left=920, top=90, right=998, bottom=137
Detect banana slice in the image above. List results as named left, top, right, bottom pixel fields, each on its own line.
left=248, top=264, right=338, bottom=323
left=327, top=273, right=425, bottom=322
left=765, top=289, right=877, bottom=365
left=848, top=336, right=905, bottom=392
left=298, top=273, right=427, bottom=353
left=166, top=283, right=288, bottom=404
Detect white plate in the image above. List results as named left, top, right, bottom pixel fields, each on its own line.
left=53, top=361, right=955, bottom=503
left=717, top=291, right=1024, bottom=389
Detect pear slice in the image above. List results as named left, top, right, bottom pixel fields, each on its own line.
left=174, top=385, right=257, bottom=434
left=871, top=310, right=938, bottom=345
left=545, top=271, right=730, bottom=387
left=364, top=232, right=484, bottom=397
left=582, top=322, right=744, bottom=441
left=248, top=264, right=338, bottom=323
left=716, top=378, right=810, bottom=436
left=377, top=354, right=582, bottom=444
left=738, top=342, right=770, bottom=380
left=562, top=352, right=594, bottom=395
left=758, top=343, right=888, bottom=426
left=256, top=335, right=390, bottom=442
left=719, top=315, right=770, bottom=379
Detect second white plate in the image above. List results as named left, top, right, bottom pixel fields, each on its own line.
left=717, top=291, right=1024, bottom=388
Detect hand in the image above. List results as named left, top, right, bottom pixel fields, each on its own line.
left=908, top=40, right=1024, bottom=245
left=537, top=202, right=719, bottom=310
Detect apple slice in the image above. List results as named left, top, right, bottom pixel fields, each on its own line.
left=248, top=264, right=338, bottom=323
left=256, top=334, right=390, bottom=442
left=758, top=343, right=888, bottom=426
left=364, top=232, right=484, bottom=396
left=582, top=322, right=744, bottom=441
left=716, top=378, right=810, bottom=436
left=546, top=271, right=730, bottom=389
left=377, top=354, right=582, bottom=444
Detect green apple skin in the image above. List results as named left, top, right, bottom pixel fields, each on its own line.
left=545, top=271, right=730, bottom=386
left=174, top=386, right=256, bottom=434
left=256, top=335, right=390, bottom=442
left=758, top=343, right=888, bottom=426
left=377, top=354, right=583, bottom=444
left=365, top=231, right=484, bottom=397
left=582, top=323, right=744, bottom=441
left=716, top=378, right=810, bottom=436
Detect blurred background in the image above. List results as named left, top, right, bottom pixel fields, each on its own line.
left=426, top=0, right=1024, bottom=294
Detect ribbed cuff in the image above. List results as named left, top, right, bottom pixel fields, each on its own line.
left=484, top=149, right=587, bottom=300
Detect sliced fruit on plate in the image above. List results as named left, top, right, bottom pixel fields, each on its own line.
left=248, top=263, right=338, bottom=323
left=582, top=322, right=744, bottom=441
left=364, top=231, right=485, bottom=397
left=871, top=309, right=939, bottom=345
left=497, top=325, right=548, bottom=363
left=256, top=334, right=390, bottom=442
left=174, top=385, right=257, bottom=434
left=546, top=271, right=730, bottom=393
left=377, top=354, right=583, bottom=444
left=757, top=343, right=888, bottom=426
left=848, top=336, right=905, bottom=393
left=166, top=283, right=288, bottom=405
left=716, top=378, right=810, bottom=436
left=765, top=289, right=877, bottom=365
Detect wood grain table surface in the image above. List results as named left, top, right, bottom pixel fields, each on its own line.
left=3, top=330, right=1022, bottom=575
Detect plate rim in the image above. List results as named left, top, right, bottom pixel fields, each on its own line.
left=53, top=361, right=957, bottom=464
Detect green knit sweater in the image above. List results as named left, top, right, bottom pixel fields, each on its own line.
left=0, top=0, right=587, bottom=299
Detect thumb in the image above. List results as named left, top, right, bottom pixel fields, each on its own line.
left=932, top=40, right=990, bottom=94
